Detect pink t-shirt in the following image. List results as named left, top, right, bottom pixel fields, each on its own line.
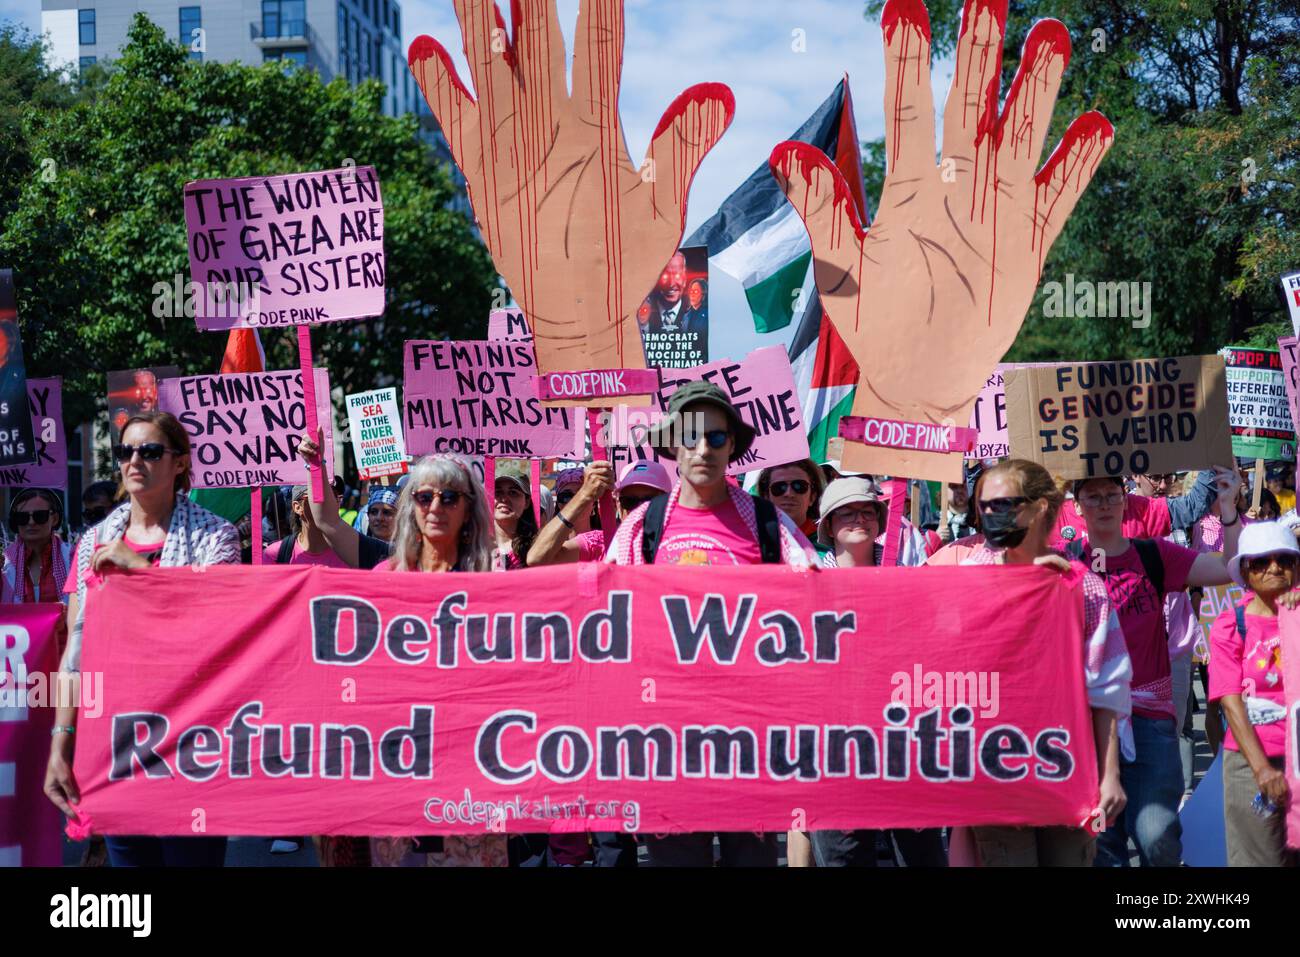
left=1052, top=494, right=1171, bottom=551
left=656, top=498, right=762, bottom=566
left=1080, top=536, right=1197, bottom=719
left=263, top=538, right=349, bottom=568
left=1208, top=604, right=1287, bottom=757
left=575, top=530, right=606, bottom=563
left=68, top=535, right=165, bottom=592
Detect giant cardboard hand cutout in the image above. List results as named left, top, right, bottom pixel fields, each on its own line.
left=769, top=0, right=1113, bottom=480
left=409, top=1, right=734, bottom=389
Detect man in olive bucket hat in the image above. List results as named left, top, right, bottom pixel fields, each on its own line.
left=605, top=380, right=816, bottom=867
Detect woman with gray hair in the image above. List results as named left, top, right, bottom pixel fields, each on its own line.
left=370, top=453, right=504, bottom=866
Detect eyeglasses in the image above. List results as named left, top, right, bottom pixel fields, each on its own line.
left=770, top=479, right=811, bottom=497
left=367, top=505, right=397, bottom=519
left=413, top=489, right=464, bottom=509
left=1079, top=491, right=1125, bottom=508
left=113, top=442, right=179, bottom=463
left=977, top=496, right=1030, bottom=515
left=82, top=506, right=108, bottom=524
left=832, top=505, right=879, bottom=524
left=556, top=489, right=578, bottom=506
left=619, top=494, right=655, bottom=512
left=680, top=429, right=730, bottom=451
left=14, top=509, right=51, bottom=526
left=1244, top=553, right=1300, bottom=573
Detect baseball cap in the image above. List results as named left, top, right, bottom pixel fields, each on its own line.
left=616, top=459, right=673, bottom=495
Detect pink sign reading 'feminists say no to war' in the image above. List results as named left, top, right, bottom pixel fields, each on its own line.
left=183, top=167, right=385, bottom=331
left=158, top=369, right=334, bottom=489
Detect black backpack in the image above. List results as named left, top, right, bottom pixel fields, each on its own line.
left=640, top=494, right=783, bottom=565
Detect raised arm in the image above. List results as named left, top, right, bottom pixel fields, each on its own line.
left=296, top=430, right=361, bottom=567
left=526, top=462, right=613, bottom=567
left=1186, top=467, right=1244, bottom=588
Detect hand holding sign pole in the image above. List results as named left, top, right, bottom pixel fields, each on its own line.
left=768, top=0, right=1113, bottom=482
left=407, top=0, right=733, bottom=396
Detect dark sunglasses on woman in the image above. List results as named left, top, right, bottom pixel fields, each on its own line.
left=556, top=489, right=578, bottom=506
left=1244, top=553, right=1300, bottom=573
left=770, top=479, right=811, bottom=496
left=112, top=442, right=178, bottom=463
left=82, top=506, right=109, bottom=524
left=413, top=489, right=463, bottom=508
left=13, top=509, right=51, bottom=526
left=977, top=496, right=1029, bottom=515
left=619, top=494, right=655, bottom=512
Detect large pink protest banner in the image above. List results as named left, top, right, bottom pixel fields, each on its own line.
left=73, top=564, right=1097, bottom=836
left=157, top=369, right=334, bottom=488
left=183, top=167, right=385, bottom=331
left=403, top=340, right=582, bottom=459
left=603, top=346, right=807, bottom=475
left=1282, top=609, right=1300, bottom=848
left=0, top=604, right=64, bottom=865
left=0, top=378, right=65, bottom=488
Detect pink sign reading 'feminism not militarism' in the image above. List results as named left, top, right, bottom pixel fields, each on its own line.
left=183, top=167, right=385, bottom=331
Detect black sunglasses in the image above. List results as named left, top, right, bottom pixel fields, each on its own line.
left=681, top=429, right=730, bottom=450
left=367, top=505, right=397, bottom=518
left=1245, top=553, right=1300, bottom=573
left=556, top=489, right=578, bottom=506
left=414, top=489, right=464, bottom=509
left=619, top=494, right=654, bottom=512
left=770, top=479, right=811, bottom=497
left=113, top=442, right=178, bottom=463
left=977, top=496, right=1030, bottom=515
left=14, top=509, right=51, bottom=526
left=82, top=506, right=108, bottom=524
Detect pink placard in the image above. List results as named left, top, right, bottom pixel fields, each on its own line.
left=1282, top=608, right=1300, bottom=849
left=74, top=563, right=1098, bottom=835
left=0, top=603, right=65, bottom=865
left=183, top=167, right=385, bottom=331
left=0, top=378, right=66, bottom=488
left=403, top=340, right=583, bottom=459
left=157, top=368, right=334, bottom=488
left=536, top=368, right=662, bottom=402
left=487, top=308, right=531, bottom=341
left=839, top=416, right=977, bottom=453
left=1278, top=337, right=1300, bottom=432
left=601, top=346, right=808, bottom=475
left=966, top=363, right=1058, bottom=461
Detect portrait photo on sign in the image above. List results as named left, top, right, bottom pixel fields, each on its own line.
left=638, top=246, right=708, bottom=369
left=107, top=366, right=180, bottom=444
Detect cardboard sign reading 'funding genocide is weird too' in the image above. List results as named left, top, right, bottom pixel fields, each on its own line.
left=158, top=369, right=334, bottom=488
left=183, top=167, right=385, bottom=331
left=345, top=387, right=408, bottom=480
left=1005, top=356, right=1233, bottom=480
left=402, top=340, right=583, bottom=459
left=1221, top=347, right=1295, bottom=463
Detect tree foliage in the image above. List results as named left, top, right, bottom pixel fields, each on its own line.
left=862, top=0, right=1300, bottom=359
left=0, top=15, right=495, bottom=433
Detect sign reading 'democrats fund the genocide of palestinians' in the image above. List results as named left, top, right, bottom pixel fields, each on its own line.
left=183, top=167, right=385, bottom=331
left=402, top=340, right=582, bottom=459
left=1221, top=347, right=1295, bottom=463
left=73, top=563, right=1098, bottom=836
left=1005, top=357, right=1233, bottom=480
left=345, top=388, right=408, bottom=480
left=158, top=369, right=334, bottom=488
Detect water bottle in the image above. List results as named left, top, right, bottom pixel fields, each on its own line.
left=1251, top=792, right=1278, bottom=818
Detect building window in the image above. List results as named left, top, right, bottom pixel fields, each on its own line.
left=79, top=55, right=97, bottom=69
left=362, top=28, right=372, bottom=77
left=351, top=15, right=361, bottom=82
left=383, top=0, right=390, bottom=31
left=78, top=9, right=96, bottom=46
left=392, top=3, right=400, bottom=38
left=264, top=48, right=308, bottom=67
left=180, top=6, right=202, bottom=61
left=337, top=4, right=349, bottom=76
left=263, top=0, right=305, bottom=39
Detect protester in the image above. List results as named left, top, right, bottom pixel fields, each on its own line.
left=525, top=460, right=617, bottom=566
left=936, top=480, right=978, bottom=544
left=1053, top=467, right=1228, bottom=550
left=1070, top=468, right=1243, bottom=867
left=1, top=487, right=72, bottom=604
left=264, top=485, right=352, bottom=567
left=757, top=458, right=824, bottom=540
left=1207, top=522, right=1297, bottom=866
left=1249, top=488, right=1280, bottom=522
left=553, top=467, right=596, bottom=534
left=955, top=461, right=1132, bottom=865
left=363, top=485, right=398, bottom=542
left=369, top=453, right=505, bottom=867
left=806, top=477, right=947, bottom=866
left=1265, top=463, right=1295, bottom=514
left=79, top=480, right=118, bottom=530
left=605, top=381, right=813, bottom=866
left=492, top=471, right=538, bottom=569
left=44, top=411, right=239, bottom=867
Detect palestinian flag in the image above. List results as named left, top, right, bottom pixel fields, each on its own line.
left=686, top=78, right=865, bottom=462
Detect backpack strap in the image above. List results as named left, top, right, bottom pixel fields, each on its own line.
left=276, top=534, right=297, bottom=565
left=752, top=496, right=783, bottom=565
left=1234, top=603, right=1246, bottom=642
left=1064, top=539, right=1086, bottom=563
left=1131, top=538, right=1165, bottom=596
left=640, top=494, right=670, bottom=565
left=357, top=534, right=391, bottom=571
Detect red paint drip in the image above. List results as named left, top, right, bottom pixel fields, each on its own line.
left=996, top=19, right=1070, bottom=158
left=769, top=141, right=869, bottom=239
left=881, top=0, right=932, bottom=44
left=1032, top=111, right=1113, bottom=275
left=408, top=35, right=474, bottom=102
left=493, top=3, right=517, bottom=70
